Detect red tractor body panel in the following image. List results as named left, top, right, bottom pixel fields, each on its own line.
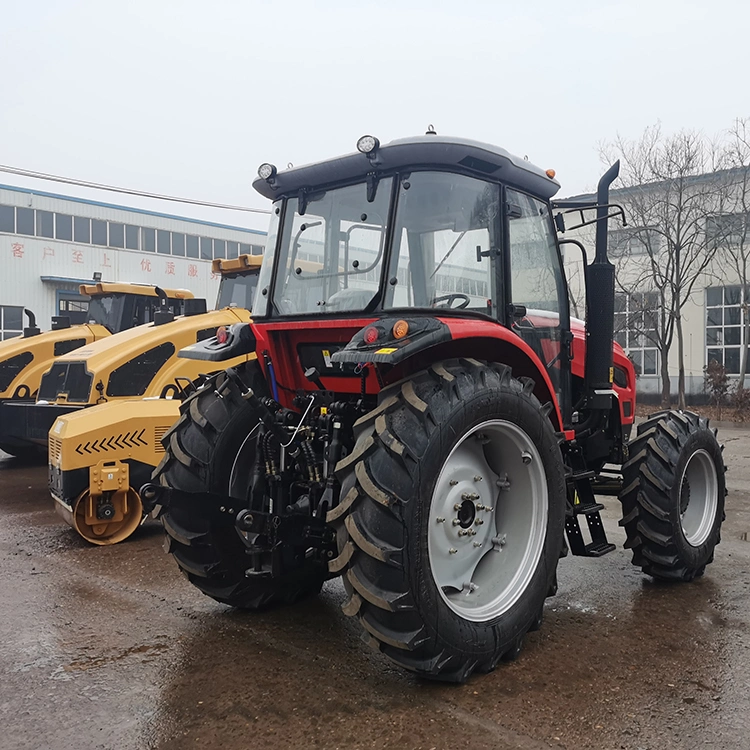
left=252, top=313, right=636, bottom=435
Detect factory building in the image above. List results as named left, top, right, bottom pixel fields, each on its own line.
left=0, top=184, right=265, bottom=339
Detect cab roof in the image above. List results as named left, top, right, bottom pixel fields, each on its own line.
left=212, top=253, right=263, bottom=275
left=252, top=135, right=561, bottom=201
left=78, top=282, right=195, bottom=298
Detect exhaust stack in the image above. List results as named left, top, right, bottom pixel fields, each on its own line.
left=584, top=161, right=620, bottom=396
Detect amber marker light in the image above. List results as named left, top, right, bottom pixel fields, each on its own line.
left=545, top=168, right=556, bottom=179
left=392, top=320, right=409, bottom=339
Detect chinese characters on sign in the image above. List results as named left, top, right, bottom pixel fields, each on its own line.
left=43, top=247, right=55, bottom=260
left=11, top=243, right=24, bottom=258
left=141, top=258, right=152, bottom=272
left=165, top=261, right=175, bottom=275
left=72, top=250, right=84, bottom=264
left=102, top=252, right=112, bottom=268
left=188, top=264, right=198, bottom=278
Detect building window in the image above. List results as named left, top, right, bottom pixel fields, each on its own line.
left=0, top=305, right=23, bottom=340
left=706, top=213, right=749, bottom=248
left=36, top=210, right=54, bottom=238
left=614, top=292, right=659, bottom=375
left=186, top=235, right=199, bottom=258
left=0, top=205, right=14, bottom=233
left=74, top=216, right=91, bottom=244
left=157, top=229, right=171, bottom=254
left=706, top=286, right=744, bottom=374
left=226, top=241, right=238, bottom=259
left=142, top=227, right=156, bottom=252
left=109, top=222, right=124, bottom=248
left=92, top=219, right=107, bottom=246
left=171, top=232, right=185, bottom=256
left=213, top=239, right=226, bottom=259
left=16, top=207, right=34, bottom=236
left=55, top=213, right=73, bottom=241
left=609, top=227, right=659, bottom=257
left=125, top=224, right=139, bottom=250
left=200, top=237, right=212, bottom=260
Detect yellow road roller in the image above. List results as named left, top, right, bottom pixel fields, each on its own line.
left=47, top=254, right=262, bottom=544
left=49, top=398, right=180, bottom=544
left=0, top=283, right=193, bottom=457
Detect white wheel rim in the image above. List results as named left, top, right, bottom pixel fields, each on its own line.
left=427, top=419, right=548, bottom=622
left=679, top=448, right=718, bottom=547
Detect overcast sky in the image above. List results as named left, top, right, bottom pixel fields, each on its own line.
left=1, top=0, right=748, bottom=233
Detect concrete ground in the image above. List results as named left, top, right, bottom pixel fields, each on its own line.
left=1, top=425, right=750, bottom=750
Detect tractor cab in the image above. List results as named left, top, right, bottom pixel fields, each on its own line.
left=79, top=282, right=194, bottom=333
left=213, top=254, right=263, bottom=311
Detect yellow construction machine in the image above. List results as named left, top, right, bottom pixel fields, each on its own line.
left=47, top=254, right=262, bottom=544
left=0, top=283, right=193, bottom=457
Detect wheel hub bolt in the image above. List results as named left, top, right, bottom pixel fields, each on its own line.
left=473, top=541, right=483, bottom=548
left=474, top=475, right=483, bottom=482
left=475, top=518, right=484, bottom=525
left=449, top=548, right=458, bottom=554
left=452, top=519, right=461, bottom=526
left=436, top=517, right=445, bottom=523
left=476, top=503, right=485, bottom=511
left=458, top=529, right=469, bottom=537
left=449, top=479, right=459, bottom=486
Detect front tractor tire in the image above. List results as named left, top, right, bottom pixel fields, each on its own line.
left=329, top=359, right=566, bottom=682
left=620, top=410, right=727, bottom=581
left=154, top=370, right=326, bottom=610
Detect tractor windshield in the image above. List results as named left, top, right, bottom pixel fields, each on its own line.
left=216, top=270, right=260, bottom=311
left=86, top=295, right=126, bottom=333
left=269, top=179, right=392, bottom=315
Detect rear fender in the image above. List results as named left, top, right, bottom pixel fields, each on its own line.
left=333, top=316, right=562, bottom=430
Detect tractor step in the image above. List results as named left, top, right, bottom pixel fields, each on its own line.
left=583, top=540, right=617, bottom=557
left=573, top=501, right=605, bottom=516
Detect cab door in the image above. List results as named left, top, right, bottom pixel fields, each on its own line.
left=505, top=187, right=572, bottom=421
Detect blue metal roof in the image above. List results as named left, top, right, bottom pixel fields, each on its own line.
left=0, top=182, right=267, bottom=236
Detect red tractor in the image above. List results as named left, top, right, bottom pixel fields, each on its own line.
left=143, top=134, right=726, bottom=682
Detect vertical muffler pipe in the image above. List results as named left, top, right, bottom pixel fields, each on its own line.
left=584, top=161, right=620, bottom=397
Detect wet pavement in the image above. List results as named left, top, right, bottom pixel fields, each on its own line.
left=2, top=426, right=750, bottom=750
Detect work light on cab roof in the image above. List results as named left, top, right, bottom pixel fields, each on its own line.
left=356, top=135, right=380, bottom=155
left=257, top=163, right=277, bottom=182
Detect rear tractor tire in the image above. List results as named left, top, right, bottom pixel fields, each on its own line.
left=619, top=410, right=727, bottom=581
left=154, top=369, right=327, bottom=610
left=329, top=359, right=566, bottom=682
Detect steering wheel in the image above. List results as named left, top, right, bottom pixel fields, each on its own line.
left=432, top=293, right=470, bottom=309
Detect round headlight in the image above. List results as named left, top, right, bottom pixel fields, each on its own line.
left=356, top=135, right=380, bottom=155
left=258, top=163, right=277, bottom=181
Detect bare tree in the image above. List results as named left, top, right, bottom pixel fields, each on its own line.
left=601, top=125, right=726, bottom=409
left=716, top=119, right=750, bottom=396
